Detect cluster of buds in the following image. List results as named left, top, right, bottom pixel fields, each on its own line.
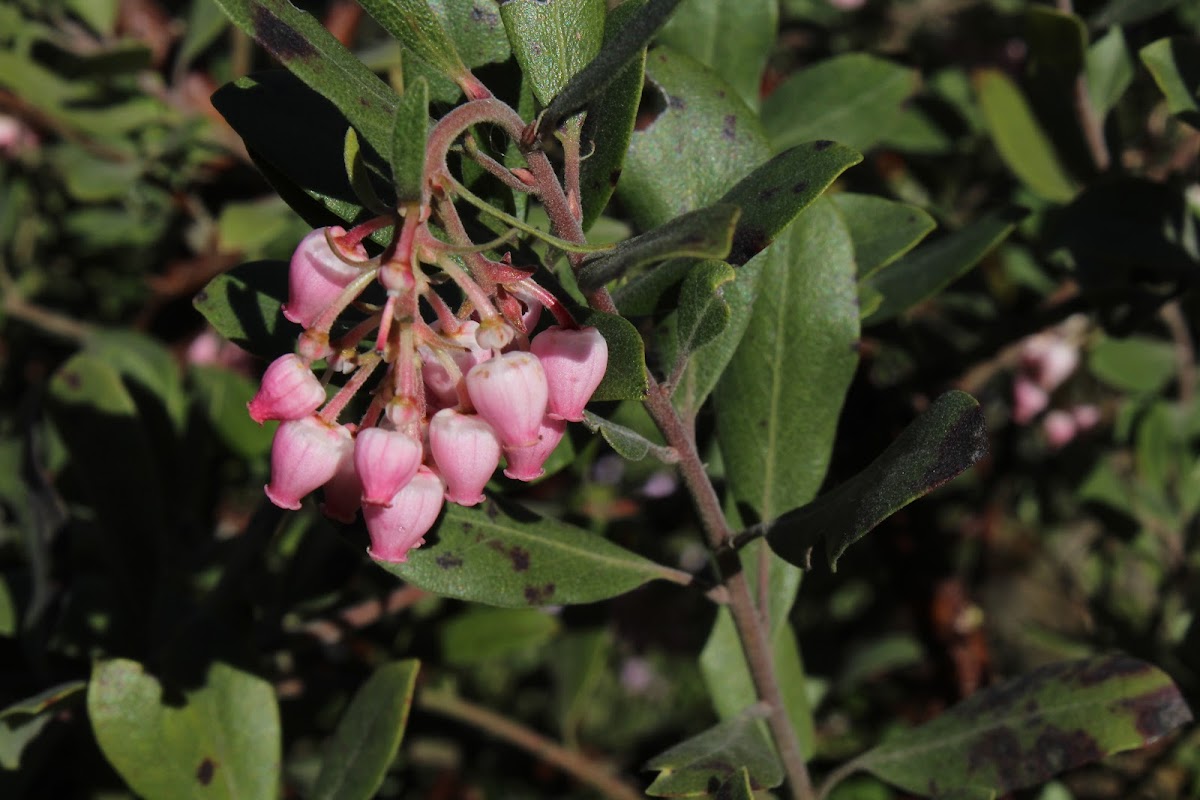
left=247, top=220, right=608, bottom=563
left=1011, top=321, right=1100, bottom=448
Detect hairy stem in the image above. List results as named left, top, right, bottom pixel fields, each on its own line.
left=418, top=689, right=644, bottom=800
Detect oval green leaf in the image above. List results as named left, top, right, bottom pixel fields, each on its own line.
left=312, top=660, right=420, bottom=800
left=372, top=500, right=669, bottom=606
left=850, top=654, right=1193, bottom=798
left=645, top=704, right=782, bottom=796
left=88, top=659, right=281, bottom=800
left=194, top=260, right=298, bottom=360
left=658, top=0, right=776, bottom=111
left=358, top=0, right=469, bottom=84
left=500, top=0, right=606, bottom=107
left=1140, top=37, right=1200, bottom=129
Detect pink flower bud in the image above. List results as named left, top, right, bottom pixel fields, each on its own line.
left=503, top=416, right=566, bottom=481
left=475, top=317, right=514, bottom=351
left=283, top=227, right=368, bottom=328
left=1071, top=403, right=1101, bottom=431
left=466, top=351, right=548, bottom=447
left=248, top=354, right=326, bottom=424
left=265, top=416, right=353, bottom=510
left=364, top=467, right=445, bottom=563
left=530, top=326, right=608, bottom=422
left=355, top=427, right=422, bottom=506
left=1021, top=334, right=1079, bottom=392
left=429, top=409, right=501, bottom=506
left=320, top=440, right=362, bottom=523
left=421, top=321, right=489, bottom=409
left=1042, top=409, right=1077, bottom=449
left=1012, top=375, right=1049, bottom=425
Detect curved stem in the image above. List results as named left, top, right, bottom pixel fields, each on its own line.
left=418, top=689, right=644, bottom=800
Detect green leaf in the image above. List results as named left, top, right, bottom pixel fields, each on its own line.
left=616, top=46, right=771, bottom=230
left=357, top=0, right=470, bottom=84
left=581, top=309, right=649, bottom=401
left=178, top=0, right=231, bottom=69
left=1025, top=6, right=1088, bottom=78
left=576, top=204, right=740, bottom=291
left=676, top=260, right=737, bottom=357
left=194, top=260, right=299, bottom=360
left=391, top=77, right=429, bottom=203
left=718, top=141, right=863, bottom=264
left=762, top=54, right=919, bottom=153
left=579, top=0, right=649, bottom=230
left=429, top=0, right=510, bottom=69
left=714, top=768, right=755, bottom=800
left=441, top=608, right=559, bottom=667
left=345, top=128, right=390, bottom=214
left=372, top=500, right=669, bottom=606
left=863, top=206, right=1026, bottom=325
left=89, top=659, right=281, bottom=800
left=644, top=704, right=783, bottom=796
left=975, top=69, right=1077, bottom=203
left=1, top=682, right=86, bottom=720
left=311, top=660, right=420, bottom=800
left=582, top=410, right=677, bottom=462
left=212, top=72, right=381, bottom=230
left=539, top=0, right=681, bottom=137
left=211, top=0, right=398, bottom=156
left=500, top=0, right=606, bottom=107
left=1086, top=26, right=1134, bottom=115
left=1090, top=0, right=1181, bottom=28
left=190, top=365, right=278, bottom=459
left=764, top=390, right=988, bottom=571
left=1140, top=37, right=1200, bottom=130
left=658, top=0, right=776, bottom=112
left=830, top=193, right=936, bottom=281
left=852, top=654, right=1193, bottom=798
left=715, top=197, right=860, bottom=522
left=0, top=578, right=14, bottom=638
left=86, top=330, right=188, bottom=432
left=1088, top=336, right=1177, bottom=393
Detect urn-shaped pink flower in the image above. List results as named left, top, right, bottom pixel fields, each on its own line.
left=465, top=351, right=548, bottom=447
left=530, top=326, right=608, bottom=422
left=420, top=321, right=490, bottom=409
left=265, top=416, right=353, bottom=510
left=354, top=427, right=422, bottom=506
left=248, top=354, right=326, bottom=424
left=364, top=467, right=445, bottom=562
left=283, top=227, right=368, bottom=328
left=503, top=416, right=566, bottom=481
left=1012, top=375, right=1049, bottom=425
left=320, top=440, right=362, bottom=523
left=429, top=409, right=501, bottom=505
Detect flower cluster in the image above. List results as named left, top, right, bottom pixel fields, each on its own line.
left=248, top=222, right=608, bottom=563
left=1011, top=319, right=1100, bottom=448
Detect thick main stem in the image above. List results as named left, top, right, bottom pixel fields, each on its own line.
left=518, top=129, right=815, bottom=799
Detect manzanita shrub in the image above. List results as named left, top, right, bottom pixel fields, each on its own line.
left=3, top=0, right=1200, bottom=798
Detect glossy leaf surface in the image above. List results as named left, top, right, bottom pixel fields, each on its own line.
left=765, top=391, right=987, bottom=570
left=373, top=501, right=669, bottom=606
left=852, top=654, right=1192, bottom=798
left=88, top=659, right=280, bottom=800
left=312, top=661, right=420, bottom=800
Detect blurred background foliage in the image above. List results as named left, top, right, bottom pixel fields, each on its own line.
left=1, top=0, right=1199, bottom=797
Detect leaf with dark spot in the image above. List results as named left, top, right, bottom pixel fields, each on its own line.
left=644, top=704, right=782, bottom=796
left=844, top=653, right=1193, bottom=798
left=196, top=758, right=216, bottom=785
left=764, top=390, right=987, bottom=570
left=373, top=501, right=672, bottom=606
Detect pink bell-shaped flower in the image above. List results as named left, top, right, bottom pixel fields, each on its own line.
left=1012, top=375, right=1049, bottom=425
left=503, top=416, right=566, bottom=481
left=465, top=351, right=548, bottom=447
left=429, top=409, right=501, bottom=506
left=283, top=227, right=368, bottom=328
left=265, top=416, right=353, bottom=510
left=530, top=326, right=608, bottom=422
left=364, top=467, right=445, bottom=563
left=420, top=321, right=489, bottom=409
left=320, top=440, right=362, bottom=523
left=355, top=427, right=422, bottom=506
left=247, top=354, right=326, bottom=424
left=1042, top=409, right=1077, bottom=449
